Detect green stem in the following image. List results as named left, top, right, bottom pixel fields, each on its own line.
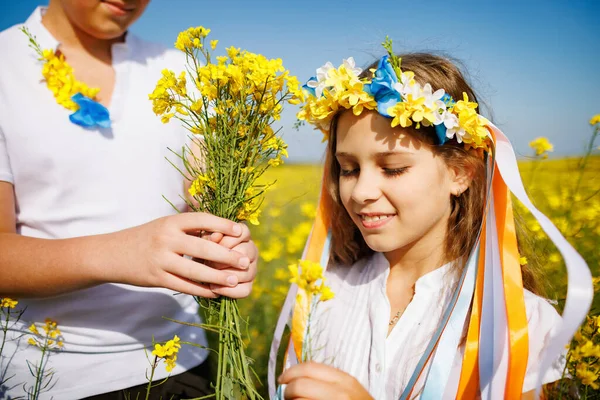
left=31, top=342, right=48, bottom=399
left=215, top=299, right=225, bottom=400
left=0, top=309, right=10, bottom=361
left=144, top=356, right=158, bottom=400
left=573, top=126, right=599, bottom=199
left=563, top=126, right=599, bottom=236
left=527, top=158, right=541, bottom=191
left=556, top=352, right=570, bottom=400
left=230, top=299, right=255, bottom=400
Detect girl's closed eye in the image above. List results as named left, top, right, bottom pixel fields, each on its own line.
left=339, top=166, right=359, bottom=177
left=383, top=166, right=409, bottom=177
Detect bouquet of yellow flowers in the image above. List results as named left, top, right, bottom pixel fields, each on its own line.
left=149, top=27, right=301, bottom=399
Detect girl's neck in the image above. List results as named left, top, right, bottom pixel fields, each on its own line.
left=384, top=231, right=448, bottom=283
left=41, top=3, right=121, bottom=63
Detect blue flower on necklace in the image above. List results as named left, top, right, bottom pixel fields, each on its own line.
left=364, top=55, right=401, bottom=118
left=69, top=93, right=111, bottom=129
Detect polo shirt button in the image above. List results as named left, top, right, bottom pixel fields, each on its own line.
left=376, top=363, right=382, bottom=373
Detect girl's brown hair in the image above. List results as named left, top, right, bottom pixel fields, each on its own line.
left=323, top=52, right=542, bottom=294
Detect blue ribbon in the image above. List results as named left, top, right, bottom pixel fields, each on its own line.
left=69, top=93, right=111, bottom=129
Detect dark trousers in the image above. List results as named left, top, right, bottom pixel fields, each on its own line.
left=83, top=361, right=213, bottom=400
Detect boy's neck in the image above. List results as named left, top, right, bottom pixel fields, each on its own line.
left=41, top=3, right=123, bottom=62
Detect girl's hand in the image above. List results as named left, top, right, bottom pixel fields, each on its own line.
left=279, top=362, right=374, bottom=400
left=204, top=224, right=258, bottom=298
left=105, top=212, right=251, bottom=298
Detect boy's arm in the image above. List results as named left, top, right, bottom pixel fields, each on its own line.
left=0, top=181, right=253, bottom=299
left=0, top=181, right=107, bottom=297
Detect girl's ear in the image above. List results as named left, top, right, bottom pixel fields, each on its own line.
left=448, top=161, right=475, bottom=197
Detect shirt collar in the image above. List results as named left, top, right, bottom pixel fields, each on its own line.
left=372, top=252, right=459, bottom=294
left=24, top=6, right=136, bottom=57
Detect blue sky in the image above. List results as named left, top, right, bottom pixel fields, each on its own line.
left=2, top=1, right=599, bottom=162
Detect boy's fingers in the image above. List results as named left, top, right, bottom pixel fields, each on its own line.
left=167, top=255, right=239, bottom=288
left=174, top=212, right=242, bottom=237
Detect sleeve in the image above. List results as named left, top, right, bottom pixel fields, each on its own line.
left=0, top=123, right=14, bottom=184
left=522, top=290, right=567, bottom=392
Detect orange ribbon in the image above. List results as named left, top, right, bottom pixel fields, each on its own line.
left=290, top=175, right=331, bottom=362
left=493, top=164, right=529, bottom=397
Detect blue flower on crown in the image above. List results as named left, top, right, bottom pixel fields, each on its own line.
left=69, top=93, right=111, bottom=129
left=302, top=77, right=317, bottom=97
left=364, top=55, right=401, bottom=118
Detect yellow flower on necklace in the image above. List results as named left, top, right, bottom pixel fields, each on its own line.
left=21, top=27, right=111, bottom=129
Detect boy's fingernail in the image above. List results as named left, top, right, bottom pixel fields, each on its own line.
left=227, top=275, right=238, bottom=286
left=233, top=224, right=242, bottom=236
left=239, top=257, right=250, bottom=268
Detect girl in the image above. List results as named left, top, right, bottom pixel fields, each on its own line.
left=0, top=1, right=257, bottom=398
left=270, top=45, right=592, bottom=399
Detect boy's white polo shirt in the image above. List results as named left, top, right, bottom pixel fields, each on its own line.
left=0, top=7, right=209, bottom=399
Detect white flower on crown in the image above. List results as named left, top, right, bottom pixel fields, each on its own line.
left=306, top=61, right=335, bottom=98
left=393, top=71, right=417, bottom=98
left=444, top=114, right=465, bottom=143
left=342, top=57, right=362, bottom=77
left=421, top=84, right=446, bottom=127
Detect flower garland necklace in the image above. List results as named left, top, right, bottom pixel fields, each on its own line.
left=21, top=27, right=111, bottom=129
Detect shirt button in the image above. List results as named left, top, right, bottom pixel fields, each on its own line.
left=376, top=363, right=382, bottom=373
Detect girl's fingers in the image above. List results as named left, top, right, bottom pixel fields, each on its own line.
left=173, top=212, right=243, bottom=237
left=279, top=362, right=346, bottom=385
left=175, top=234, right=250, bottom=270
left=209, top=281, right=253, bottom=299
left=217, top=223, right=251, bottom=249
left=166, top=254, right=239, bottom=288
left=208, top=241, right=257, bottom=271
left=209, top=261, right=256, bottom=283
left=160, top=271, right=219, bottom=299
left=209, top=232, right=224, bottom=243
left=283, top=378, right=340, bottom=400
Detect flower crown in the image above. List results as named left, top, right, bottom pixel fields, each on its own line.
left=297, top=38, right=491, bottom=150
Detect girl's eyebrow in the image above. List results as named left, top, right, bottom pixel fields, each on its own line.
left=374, top=150, right=414, bottom=157
left=335, top=150, right=414, bottom=159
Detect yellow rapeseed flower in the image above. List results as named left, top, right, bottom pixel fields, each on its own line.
left=0, top=298, right=18, bottom=309
left=175, top=26, right=210, bottom=52
left=188, top=173, right=210, bottom=198
left=576, top=364, right=599, bottom=389
left=529, top=137, right=554, bottom=157
left=590, top=114, right=600, bottom=126
left=288, top=260, right=334, bottom=302
left=28, top=323, right=39, bottom=335
left=152, top=335, right=181, bottom=372
left=519, top=256, right=527, bottom=266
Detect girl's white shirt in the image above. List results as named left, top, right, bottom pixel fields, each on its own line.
left=0, top=7, right=207, bottom=399
left=310, top=252, right=565, bottom=399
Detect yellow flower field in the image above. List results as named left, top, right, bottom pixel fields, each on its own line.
left=237, top=156, right=600, bottom=396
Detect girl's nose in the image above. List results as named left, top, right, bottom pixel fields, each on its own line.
left=351, top=171, right=381, bottom=204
